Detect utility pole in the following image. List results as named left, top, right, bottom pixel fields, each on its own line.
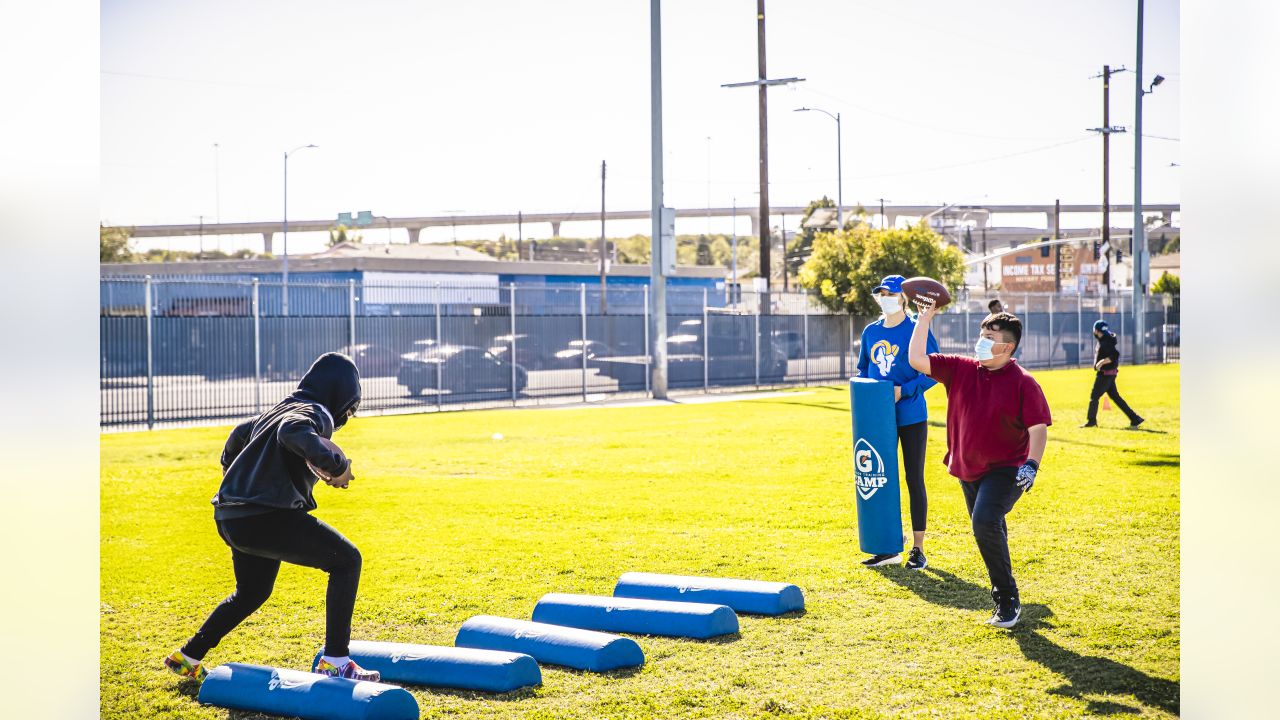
left=982, top=226, right=989, bottom=292
left=649, top=0, right=668, bottom=398
left=756, top=0, right=770, bottom=299
left=878, top=198, right=890, bottom=230
left=1133, top=0, right=1164, bottom=364
left=517, top=211, right=524, bottom=260
left=600, top=160, right=608, bottom=314
left=1089, top=65, right=1127, bottom=297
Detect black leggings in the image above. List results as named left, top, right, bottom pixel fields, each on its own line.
left=1087, top=373, right=1141, bottom=424
left=898, top=421, right=929, bottom=533
left=182, top=510, right=362, bottom=660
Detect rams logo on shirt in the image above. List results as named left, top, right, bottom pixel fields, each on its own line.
left=871, top=339, right=899, bottom=376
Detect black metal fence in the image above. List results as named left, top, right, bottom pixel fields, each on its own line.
left=100, top=277, right=1179, bottom=429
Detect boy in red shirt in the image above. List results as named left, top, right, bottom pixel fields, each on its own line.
left=907, top=303, right=1051, bottom=628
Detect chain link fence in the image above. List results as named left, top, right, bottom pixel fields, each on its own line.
left=101, top=277, right=1179, bottom=429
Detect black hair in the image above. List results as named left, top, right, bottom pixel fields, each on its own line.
left=981, top=312, right=1022, bottom=349
left=987, top=298, right=1003, bottom=311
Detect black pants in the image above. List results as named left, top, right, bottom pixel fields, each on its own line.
left=1087, top=373, right=1141, bottom=424
left=182, top=510, right=362, bottom=660
left=961, top=467, right=1024, bottom=597
left=898, top=421, right=929, bottom=533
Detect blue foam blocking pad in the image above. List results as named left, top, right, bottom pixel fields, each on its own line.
left=197, top=663, right=419, bottom=720
left=454, top=615, right=644, bottom=672
left=531, top=592, right=739, bottom=639
left=613, top=572, right=805, bottom=616
left=312, top=641, right=541, bottom=693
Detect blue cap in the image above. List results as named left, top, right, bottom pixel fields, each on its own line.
left=872, top=275, right=906, bottom=294
left=1093, top=320, right=1109, bottom=333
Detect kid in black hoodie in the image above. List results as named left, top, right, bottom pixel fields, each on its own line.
left=164, top=352, right=381, bottom=682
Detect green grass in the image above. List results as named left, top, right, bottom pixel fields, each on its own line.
left=101, top=364, right=1179, bottom=719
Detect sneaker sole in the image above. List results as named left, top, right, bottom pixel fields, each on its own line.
left=906, top=559, right=928, bottom=571
left=861, top=554, right=902, bottom=567
left=986, top=610, right=1021, bottom=629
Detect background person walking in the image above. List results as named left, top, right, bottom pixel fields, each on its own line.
left=1082, top=320, right=1145, bottom=428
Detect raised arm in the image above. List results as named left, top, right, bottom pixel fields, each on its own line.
left=908, top=300, right=937, bottom=376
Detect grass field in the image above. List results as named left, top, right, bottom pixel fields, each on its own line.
left=101, top=363, right=1179, bottom=719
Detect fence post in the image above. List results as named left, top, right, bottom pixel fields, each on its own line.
left=702, top=287, right=709, bottom=393
left=1024, top=292, right=1031, bottom=365
left=1077, top=292, right=1084, bottom=367
left=643, top=284, right=651, bottom=398
left=802, top=291, right=810, bottom=386
left=253, top=278, right=262, bottom=414
left=144, top=275, right=154, bottom=430
left=1162, top=299, right=1168, bottom=363
left=511, top=283, right=518, bottom=405
left=1119, top=295, right=1127, bottom=364
left=347, top=279, right=356, bottom=348
left=753, top=294, right=760, bottom=388
left=964, top=296, right=970, bottom=351
left=581, top=283, right=588, bottom=402
left=435, top=282, right=443, bottom=410
left=1048, top=294, right=1055, bottom=368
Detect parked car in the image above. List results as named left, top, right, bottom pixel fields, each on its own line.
left=549, top=340, right=617, bottom=369
left=340, top=344, right=401, bottom=378
left=397, top=344, right=528, bottom=397
left=772, top=330, right=805, bottom=359
left=488, top=333, right=550, bottom=370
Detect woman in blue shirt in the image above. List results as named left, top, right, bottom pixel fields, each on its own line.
left=856, top=274, right=940, bottom=570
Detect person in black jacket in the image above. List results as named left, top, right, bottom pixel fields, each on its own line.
left=163, top=352, right=382, bottom=682
left=1081, top=320, right=1145, bottom=428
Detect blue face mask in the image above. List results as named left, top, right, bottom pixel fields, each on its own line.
left=974, top=337, right=996, bottom=361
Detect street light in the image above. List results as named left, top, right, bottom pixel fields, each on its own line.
left=1132, top=0, right=1162, bottom=363
left=794, top=107, right=842, bottom=232
left=282, top=143, right=318, bottom=316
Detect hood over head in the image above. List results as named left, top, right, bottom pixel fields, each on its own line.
left=294, top=352, right=361, bottom=428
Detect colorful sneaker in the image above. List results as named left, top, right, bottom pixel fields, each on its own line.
left=163, top=651, right=208, bottom=681
left=314, top=658, right=381, bottom=682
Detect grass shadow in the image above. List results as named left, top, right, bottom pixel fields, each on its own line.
left=878, top=567, right=1179, bottom=716
left=549, top=664, right=644, bottom=679
left=409, top=684, right=540, bottom=702
left=1123, top=426, right=1168, bottom=434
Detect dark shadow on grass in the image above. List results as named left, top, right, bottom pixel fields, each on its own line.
left=1122, top=426, right=1168, bottom=434
left=407, top=684, right=539, bottom=702
left=753, top=400, right=849, bottom=414
left=547, top=664, right=644, bottom=679
left=1133, top=459, right=1179, bottom=467
left=878, top=567, right=1179, bottom=716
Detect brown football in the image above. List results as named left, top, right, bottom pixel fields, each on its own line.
left=901, top=276, right=952, bottom=310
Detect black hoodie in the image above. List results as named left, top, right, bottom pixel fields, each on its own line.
left=1093, top=331, right=1121, bottom=374
left=212, top=353, right=362, bottom=520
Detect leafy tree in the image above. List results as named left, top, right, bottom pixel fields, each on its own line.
left=1151, top=271, right=1180, bottom=296
left=328, top=224, right=363, bottom=247
left=797, top=221, right=965, bottom=316
left=100, top=225, right=135, bottom=263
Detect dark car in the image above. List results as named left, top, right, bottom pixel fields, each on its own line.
left=488, top=333, right=551, bottom=371
left=340, top=343, right=401, bottom=378
left=548, top=340, right=617, bottom=369
left=771, top=330, right=805, bottom=359
left=397, top=344, right=528, bottom=397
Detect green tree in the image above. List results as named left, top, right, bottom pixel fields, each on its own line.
left=328, top=224, right=363, bottom=247
left=100, top=225, right=135, bottom=263
left=1151, top=271, right=1180, bottom=296
left=797, top=221, right=965, bottom=316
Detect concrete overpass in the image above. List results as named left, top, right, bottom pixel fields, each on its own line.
left=112, top=203, right=1180, bottom=255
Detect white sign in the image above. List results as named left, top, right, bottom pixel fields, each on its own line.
left=853, top=438, right=888, bottom=501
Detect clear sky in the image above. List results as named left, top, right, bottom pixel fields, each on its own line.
left=101, top=0, right=1180, bottom=254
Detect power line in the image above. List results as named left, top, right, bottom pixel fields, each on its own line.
left=847, top=136, right=1094, bottom=181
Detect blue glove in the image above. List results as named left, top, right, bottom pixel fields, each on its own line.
left=1015, top=459, right=1039, bottom=493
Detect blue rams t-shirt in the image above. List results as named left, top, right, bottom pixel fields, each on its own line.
left=856, top=313, right=939, bottom=427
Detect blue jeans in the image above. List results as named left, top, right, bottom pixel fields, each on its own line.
left=961, top=467, right=1024, bottom=597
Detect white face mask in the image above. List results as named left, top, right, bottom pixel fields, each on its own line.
left=974, top=336, right=996, bottom=361
left=876, top=295, right=902, bottom=314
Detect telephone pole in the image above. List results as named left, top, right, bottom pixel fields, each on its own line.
left=1089, top=65, right=1127, bottom=295
left=600, top=160, right=608, bottom=314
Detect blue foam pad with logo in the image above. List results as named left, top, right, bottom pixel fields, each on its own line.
left=531, top=593, right=739, bottom=639
left=612, top=572, right=805, bottom=616
left=849, top=377, right=904, bottom=555
left=311, top=641, right=540, bottom=693
left=196, top=663, right=419, bottom=720
left=454, top=615, right=644, bottom=672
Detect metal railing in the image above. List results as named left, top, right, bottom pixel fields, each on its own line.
left=100, top=276, right=1179, bottom=429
